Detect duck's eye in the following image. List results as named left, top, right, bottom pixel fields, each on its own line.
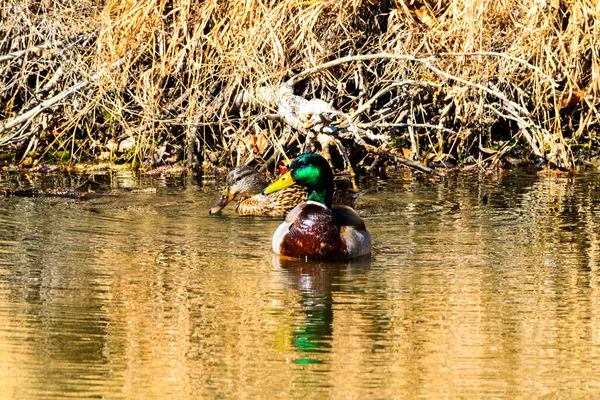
left=233, top=169, right=253, bottom=183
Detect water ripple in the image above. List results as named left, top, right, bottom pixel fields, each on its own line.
left=1, top=172, right=600, bottom=398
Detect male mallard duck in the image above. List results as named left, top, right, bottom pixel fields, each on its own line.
left=263, top=153, right=371, bottom=261
left=209, top=165, right=358, bottom=217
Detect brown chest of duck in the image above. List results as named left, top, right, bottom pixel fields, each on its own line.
left=209, top=165, right=357, bottom=217
left=263, top=153, right=371, bottom=261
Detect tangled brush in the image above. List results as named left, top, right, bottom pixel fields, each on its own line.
left=1, top=0, right=598, bottom=173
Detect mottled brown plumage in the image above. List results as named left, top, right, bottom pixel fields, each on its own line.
left=209, top=165, right=357, bottom=217
left=235, top=187, right=306, bottom=216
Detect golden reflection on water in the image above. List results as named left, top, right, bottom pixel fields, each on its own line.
left=0, top=171, right=600, bottom=398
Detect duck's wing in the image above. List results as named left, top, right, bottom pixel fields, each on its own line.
left=235, top=194, right=272, bottom=216
left=332, top=205, right=367, bottom=230
left=332, top=205, right=371, bottom=258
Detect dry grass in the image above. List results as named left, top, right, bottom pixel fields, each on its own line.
left=0, top=0, right=599, bottom=171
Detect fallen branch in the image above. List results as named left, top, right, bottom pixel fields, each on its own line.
left=357, top=122, right=456, bottom=135
left=378, top=150, right=445, bottom=177
left=286, top=51, right=570, bottom=168
left=251, top=78, right=440, bottom=176
left=350, top=80, right=442, bottom=121
left=0, top=34, right=91, bottom=63
left=288, top=51, right=557, bottom=87
left=0, top=54, right=130, bottom=145
left=238, top=48, right=569, bottom=174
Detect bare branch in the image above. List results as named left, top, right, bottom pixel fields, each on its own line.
left=0, top=54, right=129, bottom=145
left=0, top=34, right=91, bottom=63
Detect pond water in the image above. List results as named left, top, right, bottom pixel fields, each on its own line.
left=1, top=169, right=600, bottom=398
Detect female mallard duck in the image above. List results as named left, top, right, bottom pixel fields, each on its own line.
left=209, top=165, right=358, bottom=217
left=263, top=153, right=371, bottom=261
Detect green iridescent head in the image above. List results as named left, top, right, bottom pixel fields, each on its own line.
left=264, top=153, right=334, bottom=207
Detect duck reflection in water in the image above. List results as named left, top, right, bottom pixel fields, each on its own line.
left=272, top=255, right=371, bottom=365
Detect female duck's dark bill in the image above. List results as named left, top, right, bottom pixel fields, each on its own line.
left=208, top=190, right=234, bottom=215
left=263, top=171, right=295, bottom=194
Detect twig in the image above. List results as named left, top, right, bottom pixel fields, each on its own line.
left=421, top=59, right=530, bottom=115
left=379, top=150, right=444, bottom=177
left=432, top=52, right=557, bottom=87
left=288, top=51, right=557, bottom=87
left=351, top=80, right=441, bottom=121
left=0, top=54, right=130, bottom=144
left=0, top=34, right=90, bottom=63
left=357, top=122, right=456, bottom=134
left=288, top=53, right=420, bottom=86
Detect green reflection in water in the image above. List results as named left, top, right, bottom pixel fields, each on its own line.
left=275, top=256, right=371, bottom=365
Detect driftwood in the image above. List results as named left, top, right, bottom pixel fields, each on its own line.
left=250, top=70, right=447, bottom=176
left=234, top=51, right=570, bottom=172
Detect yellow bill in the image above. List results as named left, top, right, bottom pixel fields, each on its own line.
left=263, top=171, right=295, bottom=194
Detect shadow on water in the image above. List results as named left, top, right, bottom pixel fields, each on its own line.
left=273, top=255, right=372, bottom=366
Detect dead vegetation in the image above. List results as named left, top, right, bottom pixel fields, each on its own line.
left=1, top=0, right=599, bottom=174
